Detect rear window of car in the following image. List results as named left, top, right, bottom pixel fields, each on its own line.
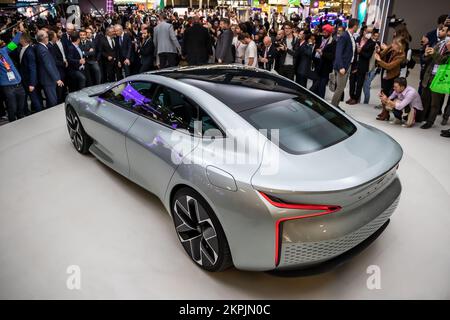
left=239, top=93, right=357, bottom=155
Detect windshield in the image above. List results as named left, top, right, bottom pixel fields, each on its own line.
left=239, top=93, right=357, bottom=155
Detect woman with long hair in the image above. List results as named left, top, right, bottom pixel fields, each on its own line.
left=375, top=36, right=407, bottom=121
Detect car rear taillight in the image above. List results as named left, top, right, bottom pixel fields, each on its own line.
left=259, top=191, right=341, bottom=266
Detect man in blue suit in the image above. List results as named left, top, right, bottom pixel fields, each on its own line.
left=35, top=30, right=64, bottom=108
left=67, top=31, right=86, bottom=91
left=331, top=18, right=359, bottom=108
left=19, top=33, right=42, bottom=114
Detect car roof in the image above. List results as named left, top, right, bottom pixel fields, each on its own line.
left=150, top=65, right=301, bottom=113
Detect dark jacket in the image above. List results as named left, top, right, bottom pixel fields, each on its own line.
left=314, top=38, right=336, bottom=77
left=60, top=32, right=72, bottom=56
left=425, top=29, right=439, bottom=48
left=259, top=44, right=278, bottom=71
left=80, top=39, right=97, bottom=64
left=116, top=32, right=132, bottom=62
left=139, top=37, right=155, bottom=72
left=294, top=41, right=314, bottom=77
left=35, top=43, right=60, bottom=86
left=99, top=36, right=118, bottom=63
left=67, top=43, right=83, bottom=72
left=47, top=42, right=66, bottom=79
left=215, top=28, right=234, bottom=63
left=182, top=23, right=212, bottom=65
left=92, top=32, right=104, bottom=61
left=333, top=30, right=356, bottom=71
left=19, top=45, right=38, bottom=87
left=353, top=37, right=376, bottom=74
left=278, top=36, right=298, bottom=66
left=422, top=43, right=450, bottom=87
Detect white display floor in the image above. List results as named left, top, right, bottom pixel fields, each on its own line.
left=1, top=71, right=449, bottom=299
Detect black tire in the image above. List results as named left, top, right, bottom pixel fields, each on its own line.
left=171, top=187, right=233, bottom=272
left=65, top=105, right=92, bottom=155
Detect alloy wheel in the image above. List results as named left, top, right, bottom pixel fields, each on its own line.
left=173, top=195, right=219, bottom=267
left=66, top=108, right=84, bottom=152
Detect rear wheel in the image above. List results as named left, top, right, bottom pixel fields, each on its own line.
left=171, top=188, right=233, bottom=272
left=66, top=105, right=91, bottom=154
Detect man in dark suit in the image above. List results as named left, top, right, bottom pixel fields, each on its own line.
left=277, top=22, right=298, bottom=80
left=423, top=15, right=448, bottom=48
left=35, top=30, right=64, bottom=108
left=61, top=22, right=75, bottom=57
left=48, top=30, right=67, bottom=104
left=347, top=27, right=376, bottom=104
left=182, top=16, right=212, bottom=65
left=81, top=28, right=101, bottom=86
left=99, top=27, right=118, bottom=82
left=215, top=18, right=234, bottom=64
left=310, top=24, right=336, bottom=98
left=331, top=18, right=359, bottom=108
left=67, top=31, right=86, bottom=91
left=114, top=24, right=132, bottom=78
left=294, top=33, right=315, bottom=87
left=19, top=33, right=42, bottom=113
left=139, top=26, right=155, bottom=73
left=258, top=36, right=277, bottom=71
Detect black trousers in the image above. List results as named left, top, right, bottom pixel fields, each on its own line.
left=310, top=76, right=329, bottom=99
left=85, top=62, right=101, bottom=86
left=158, top=53, right=178, bottom=69
left=187, top=55, right=208, bottom=66
left=1, top=83, right=25, bottom=122
left=70, top=70, right=87, bottom=91
left=381, top=77, right=395, bottom=96
left=104, top=60, right=117, bottom=82
left=349, top=70, right=367, bottom=101
left=295, top=73, right=308, bottom=87
left=278, top=65, right=295, bottom=81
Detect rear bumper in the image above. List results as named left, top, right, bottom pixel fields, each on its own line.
left=275, top=177, right=401, bottom=270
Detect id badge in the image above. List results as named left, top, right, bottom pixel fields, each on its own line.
left=432, top=64, right=439, bottom=75
left=6, top=71, right=16, bottom=82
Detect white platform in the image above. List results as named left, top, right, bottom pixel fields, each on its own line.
left=1, top=71, right=450, bottom=299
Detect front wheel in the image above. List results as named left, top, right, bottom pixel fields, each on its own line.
left=171, top=188, right=233, bottom=272
left=66, top=105, right=91, bottom=154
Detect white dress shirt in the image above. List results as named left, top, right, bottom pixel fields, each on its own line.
left=20, top=44, right=29, bottom=63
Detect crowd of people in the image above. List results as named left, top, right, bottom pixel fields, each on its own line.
left=0, top=8, right=449, bottom=137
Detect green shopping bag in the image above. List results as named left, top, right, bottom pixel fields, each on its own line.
left=430, top=61, right=450, bottom=94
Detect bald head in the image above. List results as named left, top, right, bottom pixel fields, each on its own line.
left=263, top=36, right=272, bottom=46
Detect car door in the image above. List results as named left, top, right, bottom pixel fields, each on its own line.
left=126, top=84, right=203, bottom=199
left=86, top=81, right=153, bottom=177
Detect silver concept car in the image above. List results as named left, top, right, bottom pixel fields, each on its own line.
left=65, top=65, right=402, bottom=272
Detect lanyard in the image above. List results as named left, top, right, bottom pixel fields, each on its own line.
left=0, top=55, right=11, bottom=72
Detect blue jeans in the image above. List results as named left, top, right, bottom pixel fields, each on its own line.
left=363, top=69, right=377, bottom=104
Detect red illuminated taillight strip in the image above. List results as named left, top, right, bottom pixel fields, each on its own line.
left=258, top=191, right=341, bottom=266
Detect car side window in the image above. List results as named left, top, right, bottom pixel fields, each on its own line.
left=99, top=81, right=155, bottom=111
left=150, top=86, right=223, bottom=137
